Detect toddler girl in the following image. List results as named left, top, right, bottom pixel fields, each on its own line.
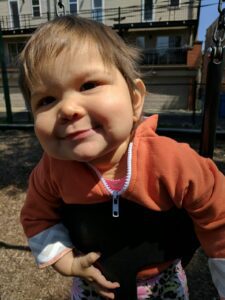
left=19, top=15, right=225, bottom=300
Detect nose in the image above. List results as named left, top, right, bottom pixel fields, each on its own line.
left=58, top=92, right=85, bottom=123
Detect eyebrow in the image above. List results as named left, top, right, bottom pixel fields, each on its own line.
left=77, top=68, right=113, bottom=78
left=30, top=68, right=114, bottom=98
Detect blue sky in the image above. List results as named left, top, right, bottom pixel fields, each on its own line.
left=197, top=0, right=221, bottom=41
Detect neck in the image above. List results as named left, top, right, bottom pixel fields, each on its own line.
left=91, top=139, right=130, bottom=179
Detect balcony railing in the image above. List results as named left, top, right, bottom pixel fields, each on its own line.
left=0, top=5, right=198, bottom=31
left=0, top=13, right=51, bottom=31
left=141, top=47, right=187, bottom=65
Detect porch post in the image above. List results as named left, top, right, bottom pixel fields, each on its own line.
left=0, top=23, right=12, bottom=123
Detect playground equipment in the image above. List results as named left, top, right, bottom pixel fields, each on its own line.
left=200, top=0, right=225, bottom=158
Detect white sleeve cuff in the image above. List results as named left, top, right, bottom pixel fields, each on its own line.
left=28, top=223, right=74, bottom=268
left=208, top=258, right=225, bottom=297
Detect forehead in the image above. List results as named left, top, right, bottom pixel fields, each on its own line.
left=48, top=41, right=112, bottom=74
left=29, top=41, right=116, bottom=94
left=38, top=37, right=100, bottom=66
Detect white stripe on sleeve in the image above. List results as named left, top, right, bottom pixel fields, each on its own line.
left=28, top=223, right=74, bottom=267
left=208, top=258, right=225, bottom=298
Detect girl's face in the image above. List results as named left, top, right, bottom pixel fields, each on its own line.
left=30, top=43, right=145, bottom=169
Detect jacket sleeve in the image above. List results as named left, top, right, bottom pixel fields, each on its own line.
left=178, top=148, right=225, bottom=259
left=20, top=154, right=73, bottom=267
left=168, top=142, right=225, bottom=298
left=148, top=138, right=225, bottom=258
left=144, top=136, right=225, bottom=298
left=27, top=223, right=73, bottom=268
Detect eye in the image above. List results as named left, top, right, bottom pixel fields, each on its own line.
left=80, top=81, right=98, bottom=92
left=38, top=96, right=56, bottom=107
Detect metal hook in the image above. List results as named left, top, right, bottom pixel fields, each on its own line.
left=218, top=0, right=225, bottom=13
left=56, top=0, right=65, bottom=16
left=218, top=0, right=223, bottom=13
left=218, top=8, right=225, bottom=31
left=209, top=0, right=225, bottom=61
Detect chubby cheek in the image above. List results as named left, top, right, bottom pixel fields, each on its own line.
left=34, top=115, right=55, bottom=146
left=107, top=104, right=134, bottom=132
left=98, top=96, right=134, bottom=124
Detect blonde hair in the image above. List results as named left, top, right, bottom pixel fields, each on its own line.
left=18, top=15, right=142, bottom=105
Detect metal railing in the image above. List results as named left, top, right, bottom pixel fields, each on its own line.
left=0, top=5, right=198, bottom=31
left=142, top=47, right=187, bottom=65
left=0, top=13, right=50, bottom=31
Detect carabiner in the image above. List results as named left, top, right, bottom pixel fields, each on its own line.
left=56, top=0, right=65, bottom=16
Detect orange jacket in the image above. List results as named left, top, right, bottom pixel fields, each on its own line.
left=21, top=115, right=225, bottom=259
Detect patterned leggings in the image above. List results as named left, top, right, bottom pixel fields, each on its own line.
left=71, top=260, right=189, bottom=300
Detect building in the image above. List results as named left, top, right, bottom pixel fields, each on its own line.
left=0, top=0, right=202, bottom=113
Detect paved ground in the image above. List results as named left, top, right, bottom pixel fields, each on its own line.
left=0, top=92, right=26, bottom=112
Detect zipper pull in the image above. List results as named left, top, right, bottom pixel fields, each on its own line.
left=112, top=191, right=120, bottom=218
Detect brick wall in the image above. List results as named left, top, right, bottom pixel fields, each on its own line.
left=187, top=41, right=202, bottom=68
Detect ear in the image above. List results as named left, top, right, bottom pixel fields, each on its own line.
left=132, top=79, right=146, bottom=122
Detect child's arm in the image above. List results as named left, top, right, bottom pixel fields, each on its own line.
left=26, top=222, right=119, bottom=299
left=140, top=136, right=225, bottom=299
left=53, top=251, right=120, bottom=299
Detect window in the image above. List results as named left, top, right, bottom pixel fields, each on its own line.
left=156, top=36, right=169, bottom=49
left=143, top=0, right=153, bottom=21
left=10, top=1, right=20, bottom=28
left=32, top=0, right=41, bottom=17
left=8, top=42, right=25, bottom=66
left=136, top=36, right=145, bottom=49
left=92, top=0, right=103, bottom=22
left=155, top=36, right=184, bottom=64
left=157, top=36, right=181, bottom=48
left=170, top=0, right=180, bottom=7
left=70, top=0, right=78, bottom=15
left=169, top=36, right=181, bottom=48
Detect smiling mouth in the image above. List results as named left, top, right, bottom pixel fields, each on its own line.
left=65, top=127, right=100, bottom=141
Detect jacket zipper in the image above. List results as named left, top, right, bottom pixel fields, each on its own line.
left=112, top=191, right=120, bottom=217
left=87, top=143, right=133, bottom=218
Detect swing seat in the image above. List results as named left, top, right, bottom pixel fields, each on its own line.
left=62, top=198, right=199, bottom=300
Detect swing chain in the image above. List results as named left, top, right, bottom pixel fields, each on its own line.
left=208, top=0, right=225, bottom=61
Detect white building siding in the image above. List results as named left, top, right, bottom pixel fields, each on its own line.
left=0, top=1, right=9, bottom=15
left=143, top=74, right=191, bottom=112
left=0, top=0, right=200, bottom=28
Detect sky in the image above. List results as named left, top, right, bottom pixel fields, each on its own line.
left=197, top=0, right=221, bottom=41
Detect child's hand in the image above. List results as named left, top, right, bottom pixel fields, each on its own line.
left=53, top=251, right=120, bottom=299
left=71, top=252, right=120, bottom=299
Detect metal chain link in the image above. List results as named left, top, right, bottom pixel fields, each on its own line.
left=208, top=0, right=225, bottom=61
